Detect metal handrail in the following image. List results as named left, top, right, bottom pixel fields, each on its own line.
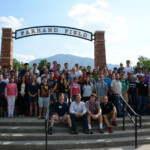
left=45, top=95, right=51, bottom=150
left=119, top=95, right=142, bottom=149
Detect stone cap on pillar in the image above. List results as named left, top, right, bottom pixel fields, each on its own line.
left=1, top=28, right=13, bottom=38
left=94, top=31, right=105, bottom=41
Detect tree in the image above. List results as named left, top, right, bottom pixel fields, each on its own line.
left=38, top=59, right=47, bottom=71
left=138, top=56, right=150, bottom=71
left=13, top=58, right=24, bottom=71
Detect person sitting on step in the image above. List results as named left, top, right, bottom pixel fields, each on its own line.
left=100, top=95, right=117, bottom=133
left=69, top=94, right=90, bottom=134
left=48, top=93, right=73, bottom=134
left=85, top=93, right=104, bottom=134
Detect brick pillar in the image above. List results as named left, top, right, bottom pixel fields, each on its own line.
left=0, top=28, right=13, bottom=67
left=94, top=31, right=106, bottom=70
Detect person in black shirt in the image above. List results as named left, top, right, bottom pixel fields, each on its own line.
left=0, top=74, right=6, bottom=117
left=48, top=93, right=73, bottom=134
left=128, top=75, right=137, bottom=111
left=100, top=96, right=117, bottom=133
left=137, top=76, right=149, bottom=115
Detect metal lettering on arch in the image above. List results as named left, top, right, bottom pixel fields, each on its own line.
left=15, top=26, right=93, bottom=41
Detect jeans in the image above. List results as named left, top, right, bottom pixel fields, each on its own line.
left=137, top=96, right=147, bottom=115
left=70, top=113, right=88, bottom=131
left=115, top=95, right=123, bottom=116
left=72, top=95, right=76, bottom=102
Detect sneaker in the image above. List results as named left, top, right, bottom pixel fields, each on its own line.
left=48, top=127, right=53, bottom=135
left=99, top=129, right=104, bottom=133
left=112, top=121, right=117, bottom=126
left=38, top=116, right=42, bottom=119
left=88, top=129, right=93, bottom=134
left=109, top=127, right=113, bottom=133
left=74, top=130, right=78, bottom=134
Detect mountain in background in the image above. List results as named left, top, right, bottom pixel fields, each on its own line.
left=29, top=54, right=119, bottom=70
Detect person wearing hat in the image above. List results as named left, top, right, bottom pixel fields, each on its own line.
left=123, top=60, right=134, bottom=78
left=85, top=93, right=104, bottom=134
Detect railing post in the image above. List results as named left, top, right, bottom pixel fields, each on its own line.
left=135, top=116, right=137, bottom=149
left=123, top=101, right=125, bottom=131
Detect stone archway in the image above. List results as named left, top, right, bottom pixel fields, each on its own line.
left=0, top=27, right=106, bottom=70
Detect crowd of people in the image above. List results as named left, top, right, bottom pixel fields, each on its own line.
left=0, top=60, right=149, bottom=134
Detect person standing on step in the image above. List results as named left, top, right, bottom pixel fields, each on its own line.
left=82, top=77, right=93, bottom=102
left=70, top=94, right=90, bottom=134
left=70, top=77, right=80, bottom=102
left=137, top=76, right=149, bottom=115
left=48, top=93, right=73, bottom=134
left=111, top=73, right=123, bottom=117
left=0, top=74, right=6, bottom=117
left=86, top=93, right=104, bottom=134
left=38, top=76, right=50, bottom=119
left=96, top=74, right=108, bottom=103
left=28, top=75, right=38, bottom=117
left=100, top=96, right=117, bottom=133
left=5, top=77, right=18, bottom=117
left=18, top=76, right=27, bottom=117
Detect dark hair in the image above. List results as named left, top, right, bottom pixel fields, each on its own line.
left=24, top=63, right=29, bottom=66
left=90, top=93, right=97, bottom=99
left=59, top=93, right=64, bottom=97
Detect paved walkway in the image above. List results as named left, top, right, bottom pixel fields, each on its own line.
left=67, top=145, right=150, bottom=150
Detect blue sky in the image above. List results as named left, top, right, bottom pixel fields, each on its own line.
left=0, top=0, right=150, bottom=66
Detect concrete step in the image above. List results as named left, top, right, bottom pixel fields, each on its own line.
left=0, top=116, right=147, bottom=126
left=0, top=121, right=149, bottom=133
left=0, top=128, right=150, bottom=141
left=0, top=135, right=150, bottom=150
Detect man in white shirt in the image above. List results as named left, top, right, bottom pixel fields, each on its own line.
left=30, top=63, right=40, bottom=76
left=111, top=74, right=123, bottom=117
left=123, top=60, right=134, bottom=78
left=75, top=64, right=82, bottom=77
left=70, top=94, right=90, bottom=134
left=69, top=67, right=78, bottom=84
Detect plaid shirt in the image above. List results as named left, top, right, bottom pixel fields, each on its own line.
left=96, top=81, right=108, bottom=96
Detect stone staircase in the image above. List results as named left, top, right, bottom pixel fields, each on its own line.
left=0, top=116, right=150, bottom=150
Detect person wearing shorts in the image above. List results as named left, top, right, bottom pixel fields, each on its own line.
left=38, top=76, right=50, bottom=119
left=48, top=93, right=73, bottom=134
left=100, top=96, right=117, bottom=133
left=86, top=93, right=104, bottom=134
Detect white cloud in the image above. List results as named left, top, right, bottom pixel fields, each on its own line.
left=68, top=0, right=130, bottom=43
left=96, top=0, right=109, bottom=8
left=0, top=16, right=23, bottom=30
left=14, top=53, right=36, bottom=63
left=106, top=46, right=150, bottom=66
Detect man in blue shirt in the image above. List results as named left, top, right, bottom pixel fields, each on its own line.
left=96, top=75, right=108, bottom=103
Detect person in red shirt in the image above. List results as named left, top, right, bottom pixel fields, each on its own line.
left=70, top=77, right=81, bottom=102
left=82, top=69, right=87, bottom=82
left=53, top=70, right=59, bottom=82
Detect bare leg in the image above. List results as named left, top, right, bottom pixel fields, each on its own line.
left=103, top=115, right=110, bottom=128
left=50, top=115, right=56, bottom=127
left=39, top=107, right=42, bottom=117
left=43, top=107, right=47, bottom=117
left=87, top=114, right=91, bottom=125
left=66, top=115, right=72, bottom=127
left=30, top=102, right=33, bottom=117
left=34, top=101, right=37, bottom=117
